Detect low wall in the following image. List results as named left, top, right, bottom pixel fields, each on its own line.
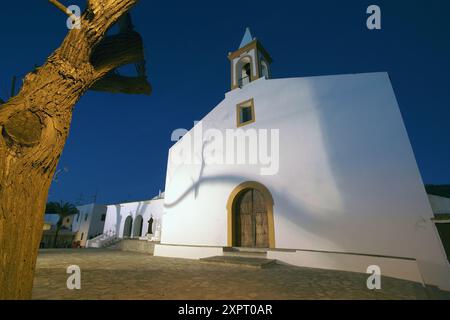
left=154, top=243, right=425, bottom=285
left=154, top=244, right=223, bottom=259
left=115, top=239, right=157, bottom=254
left=268, top=250, right=424, bottom=284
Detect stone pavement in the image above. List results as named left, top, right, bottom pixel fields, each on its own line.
left=32, top=249, right=450, bottom=300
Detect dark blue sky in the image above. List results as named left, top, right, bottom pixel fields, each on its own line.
left=1, top=0, right=449, bottom=204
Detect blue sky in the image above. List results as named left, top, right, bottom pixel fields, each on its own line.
left=0, top=0, right=449, bottom=204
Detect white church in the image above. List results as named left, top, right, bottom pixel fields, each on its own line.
left=97, top=29, right=450, bottom=291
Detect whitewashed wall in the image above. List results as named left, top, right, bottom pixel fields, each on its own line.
left=72, top=204, right=107, bottom=246
left=103, top=199, right=165, bottom=238
left=161, top=73, right=450, bottom=289
left=89, top=205, right=107, bottom=238
left=428, top=194, right=450, bottom=215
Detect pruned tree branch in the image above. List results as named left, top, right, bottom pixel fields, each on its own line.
left=48, top=0, right=71, bottom=17
left=90, top=73, right=151, bottom=95
left=90, top=31, right=145, bottom=74
left=0, top=0, right=151, bottom=299
left=56, top=0, right=139, bottom=65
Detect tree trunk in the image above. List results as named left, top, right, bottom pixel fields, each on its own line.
left=0, top=0, right=149, bottom=299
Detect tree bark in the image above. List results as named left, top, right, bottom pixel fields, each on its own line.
left=0, top=0, right=148, bottom=299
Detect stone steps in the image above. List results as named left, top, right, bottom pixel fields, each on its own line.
left=107, top=239, right=122, bottom=250
left=200, top=255, right=277, bottom=269
left=223, top=247, right=268, bottom=259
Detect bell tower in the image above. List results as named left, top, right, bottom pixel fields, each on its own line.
left=228, top=28, right=273, bottom=90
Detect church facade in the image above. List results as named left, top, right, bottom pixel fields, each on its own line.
left=153, top=29, right=450, bottom=290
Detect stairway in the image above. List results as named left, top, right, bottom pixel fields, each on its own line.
left=200, top=247, right=276, bottom=268
left=85, top=233, right=119, bottom=248
left=223, top=247, right=268, bottom=258
left=106, top=239, right=122, bottom=250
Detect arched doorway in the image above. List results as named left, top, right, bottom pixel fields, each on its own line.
left=123, top=216, right=133, bottom=238
left=133, top=215, right=143, bottom=238
left=227, top=181, right=275, bottom=248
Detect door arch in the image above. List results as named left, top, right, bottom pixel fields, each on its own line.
left=236, top=56, right=253, bottom=87
left=133, top=215, right=143, bottom=238
left=226, top=181, right=275, bottom=248
left=123, top=216, right=133, bottom=238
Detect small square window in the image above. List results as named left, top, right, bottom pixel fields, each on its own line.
left=236, top=98, right=255, bottom=127
left=101, top=214, right=106, bottom=222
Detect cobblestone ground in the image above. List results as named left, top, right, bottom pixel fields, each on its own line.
left=32, top=249, right=450, bottom=300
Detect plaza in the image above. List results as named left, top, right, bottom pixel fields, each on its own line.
left=32, top=249, right=450, bottom=300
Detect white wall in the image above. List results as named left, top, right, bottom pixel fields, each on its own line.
left=154, top=244, right=223, bottom=260
left=89, top=205, right=107, bottom=238
left=161, top=73, right=450, bottom=289
left=268, top=250, right=424, bottom=284
left=103, top=199, right=165, bottom=238
left=72, top=204, right=106, bottom=246
left=428, top=194, right=450, bottom=215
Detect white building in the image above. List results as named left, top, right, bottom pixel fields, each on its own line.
left=154, top=29, right=450, bottom=290
left=428, top=194, right=450, bottom=263
left=72, top=203, right=107, bottom=247
left=428, top=194, right=450, bottom=217
left=102, top=194, right=165, bottom=240
left=40, top=214, right=76, bottom=248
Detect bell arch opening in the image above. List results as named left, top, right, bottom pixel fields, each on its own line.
left=236, top=56, right=253, bottom=87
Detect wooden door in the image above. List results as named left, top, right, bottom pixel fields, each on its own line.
left=253, top=189, right=269, bottom=248
left=234, top=189, right=269, bottom=248
left=236, top=190, right=253, bottom=247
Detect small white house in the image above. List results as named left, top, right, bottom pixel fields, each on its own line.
left=428, top=194, right=450, bottom=264
left=102, top=195, right=165, bottom=240
left=72, top=203, right=107, bottom=247
left=154, top=29, right=450, bottom=290
left=428, top=194, right=450, bottom=216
